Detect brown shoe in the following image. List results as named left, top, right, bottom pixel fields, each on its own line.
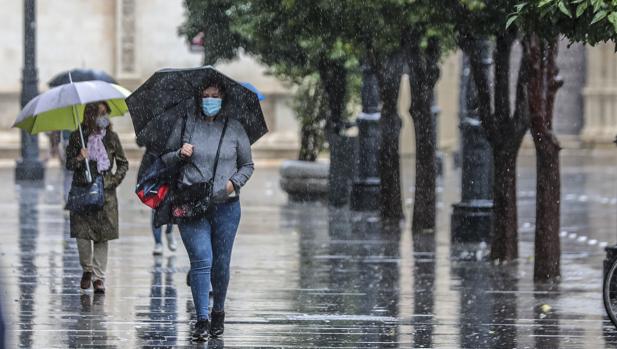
left=80, top=272, right=92, bottom=290
left=93, top=279, right=105, bottom=294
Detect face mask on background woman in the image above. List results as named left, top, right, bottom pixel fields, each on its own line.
left=202, top=98, right=222, bottom=117
left=96, top=115, right=110, bottom=129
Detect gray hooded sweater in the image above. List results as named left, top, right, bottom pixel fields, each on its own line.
left=161, top=114, right=254, bottom=203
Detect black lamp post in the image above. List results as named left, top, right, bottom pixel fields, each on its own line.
left=350, top=63, right=381, bottom=211
left=15, top=0, right=44, bottom=181
left=450, top=46, right=494, bottom=255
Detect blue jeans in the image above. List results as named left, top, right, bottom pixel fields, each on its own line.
left=151, top=210, right=173, bottom=244
left=178, top=199, right=241, bottom=320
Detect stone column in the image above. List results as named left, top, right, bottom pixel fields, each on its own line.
left=115, top=0, right=139, bottom=85
left=582, top=43, right=617, bottom=145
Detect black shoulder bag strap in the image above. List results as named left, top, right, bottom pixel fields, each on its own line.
left=211, top=116, right=230, bottom=182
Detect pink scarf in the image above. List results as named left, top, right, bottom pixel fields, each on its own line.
left=87, top=129, right=111, bottom=173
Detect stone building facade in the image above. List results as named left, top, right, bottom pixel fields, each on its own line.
left=0, top=0, right=298, bottom=158
left=0, top=1, right=612, bottom=160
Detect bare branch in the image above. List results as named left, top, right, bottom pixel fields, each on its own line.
left=426, top=36, right=442, bottom=86
left=513, top=39, right=531, bottom=139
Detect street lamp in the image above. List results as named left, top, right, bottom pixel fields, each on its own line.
left=15, top=0, right=44, bottom=181
left=450, top=44, right=494, bottom=256
left=350, top=63, right=381, bottom=211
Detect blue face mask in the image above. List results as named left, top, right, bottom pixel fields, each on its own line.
left=202, top=98, right=222, bottom=117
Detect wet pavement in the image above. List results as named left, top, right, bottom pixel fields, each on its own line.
left=1, top=151, right=617, bottom=348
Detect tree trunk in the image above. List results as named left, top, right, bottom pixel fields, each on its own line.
left=298, top=124, right=321, bottom=161
left=525, top=34, right=562, bottom=282
left=410, top=91, right=437, bottom=234
left=404, top=34, right=441, bottom=235
left=376, top=56, right=404, bottom=220
left=319, top=59, right=347, bottom=135
left=534, top=138, right=561, bottom=280
left=490, top=144, right=520, bottom=261
left=463, top=35, right=528, bottom=262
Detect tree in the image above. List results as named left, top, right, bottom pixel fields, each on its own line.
left=293, top=76, right=328, bottom=161
left=440, top=0, right=530, bottom=261
left=344, top=1, right=452, bottom=225
left=403, top=25, right=450, bottom=234
left=232, top=1, right=358, bottom=136
left=509, top=0, right=617, bottom=280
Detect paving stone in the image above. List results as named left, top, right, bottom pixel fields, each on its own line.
left=0, top=153, right=617, bottom=347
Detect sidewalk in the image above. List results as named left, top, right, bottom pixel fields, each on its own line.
left=0, top=152, right=616, bottom=348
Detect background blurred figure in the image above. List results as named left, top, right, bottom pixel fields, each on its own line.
left=137, top=147, right=177, bottom=256
left=151, top=211, right=176, bottom=255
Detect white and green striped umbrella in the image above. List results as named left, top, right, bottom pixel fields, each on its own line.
left=13, top=80, right=131, bottom=134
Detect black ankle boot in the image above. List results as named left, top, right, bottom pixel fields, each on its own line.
left=210, top=311, right=225, bottom=337
left=192, top=319, right=210, bottom=341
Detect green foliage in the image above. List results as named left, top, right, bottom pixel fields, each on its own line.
left=231, top=0, right=359, bottom=82
left=341, top=0, right=455, bottom=63
left=508, top=0, right=617, bottom=44
left=292, top=75, right=327, bottom=161
left=178, top=0, right=244, bottom=64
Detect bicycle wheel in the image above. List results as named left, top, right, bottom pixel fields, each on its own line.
left=603, top=257, right=617, bottom=328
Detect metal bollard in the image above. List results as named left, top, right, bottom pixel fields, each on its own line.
left=350, top=113, right=381, bottom=211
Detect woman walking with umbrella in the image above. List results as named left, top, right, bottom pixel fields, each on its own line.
left=66, top=101, right=129, bottom=293
left=128, top=67, right=267, bottom=342
left=163, top=81, right=253, bottom=341
left=13, top=77, right=131, bottom=294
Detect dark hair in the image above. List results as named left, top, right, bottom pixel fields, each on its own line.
left=197, top=81, right=227, bottom=117
left=83, top=102, right=112, bottom=131
left=202, top=80, right=226, bottom=97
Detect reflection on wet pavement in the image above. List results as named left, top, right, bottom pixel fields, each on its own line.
left=0, top=152, right=617, bottom=348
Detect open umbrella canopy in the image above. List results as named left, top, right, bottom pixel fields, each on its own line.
left=126, top=66, right=268, bottom=151
left=240, top=82, right=266, bottom=101
left=48, top=68, right=116, bottom=87
left=13, top=80, right=130, bottom=134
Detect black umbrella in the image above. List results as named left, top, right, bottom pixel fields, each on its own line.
left=48, top=68, right=116, bottom=87
left=126, top=66, right=268, bottom=152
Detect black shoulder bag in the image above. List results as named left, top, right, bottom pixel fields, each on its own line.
left=171, top=117, right=229, bottom=221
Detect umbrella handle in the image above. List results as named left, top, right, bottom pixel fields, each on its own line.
left=71, top=101, right=92, bottom=183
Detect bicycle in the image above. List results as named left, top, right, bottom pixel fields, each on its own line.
left=603, top=248, right=617, bottom=328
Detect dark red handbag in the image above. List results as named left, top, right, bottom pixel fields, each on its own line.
left=137, top=182, right=169, bottom=209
